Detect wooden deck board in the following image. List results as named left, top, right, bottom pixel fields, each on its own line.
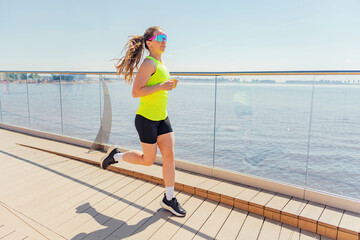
left=66, top=178, right=145, bottom=239
left=279, top=224, right=300, bottom=240
left=0, top=129, right=349, bottom=239
left=104, top=185, right=165, bottom=240
left=215, top=208, right=247, bottom=240
left=80, top=182, right=160, bottom=240
left=45, top=174, right=129, bottom=229
left=26, top=168, right=111, bottom=218
left=257, top=218, right=282, bottom=240
left=125, top=191, right=192, bottom=240
left=148, top=195, right=205, bottom=240
left=0, top=157, right=83, bottom=203
left=171, top=199, right=218, bottom=240
left=192, top=203, right=232, bottom=240
left=236, top=212, right=264, bottom=240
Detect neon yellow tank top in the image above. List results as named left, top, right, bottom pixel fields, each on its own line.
left=136, top=56, right=170, bottom=121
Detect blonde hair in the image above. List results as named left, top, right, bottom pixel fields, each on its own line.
left=114, top=26, right=163, bottom=84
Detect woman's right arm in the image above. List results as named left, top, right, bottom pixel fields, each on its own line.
left=132, top=59, right=173, bottom=98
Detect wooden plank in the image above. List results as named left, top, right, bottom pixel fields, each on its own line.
left=125, top=191, right=192, bottom=240
left=248, top=190, right=275, bottom=216
left=78, top=181, right=160, bottom=240
left=3, top=163, right=96, bottom=206
left=195, top=178, right=222, bottom=198
left=257, top=218, right=282, bottom=240
left=103, top=185, right=166, bottom=240
left=1, top=230, right=27, bottom=240
left=234, top=187, right=261, bottom=212
left=0, top=145, right=44, bottom=169
left=175, top=172, right=209, bottom=194
left=0, top=225, right=15, bottom=238
left=299, top=229, right=320, bottom=239
left=75, top=181, right=156, bottom=240
left=281, top=198, right=307, bottom=228
left=317, top=206, right=344, bottom=239
left=0, top=152, right=60, bottom=182
left=148, top=195, right=205, bottom=240
left=192, top=203, right=232, bottom=240
left=298, top=202, right=325, bottom=233
left=209, top=181, right=246, bottom=198
left=52, top=176, right=143, bottom=236
left=279, top=224, right=300, bottom=240
left=10, top=159, right=88, bottom=207
left=171, top=199, right=218, bottom=240
left=265, top=193, right=291, bottom=221
left=215, top=208, right=247, bottom=240
left=338, top=211, right=360, bottom=240
left=26, top=168, right=110, bottom=217
left=45, top=174, right=132, bottom=229
left=236, top=212, right=264, bottom=240
left=0, top=157, right=88, bottom=203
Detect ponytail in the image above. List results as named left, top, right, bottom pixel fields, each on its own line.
left=114, top=26, right=163, bottom=85
left=114, top=35, right=145, bottom=84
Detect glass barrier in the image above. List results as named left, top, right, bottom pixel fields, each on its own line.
left=1, top=71, right=359, bottom=201
left=105, top=75, right=140, bottom=150
left=106, top=75, right=216, bottom=167
left=168, top=76, right=215, bottom=166
left=214, top=75, right=314, bottom=187
left=307, top=75, right=360, bottom=199
left=27, top=73, right=63, bottom=134
left=0, top=74, right=30, bottom=128
left=61, top=74, right=101, bottom=141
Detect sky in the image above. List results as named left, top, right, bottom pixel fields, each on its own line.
left=1, top=0, right=360, bottom=73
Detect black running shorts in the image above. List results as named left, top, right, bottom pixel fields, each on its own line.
left=134, top=114, right=173, bottom=144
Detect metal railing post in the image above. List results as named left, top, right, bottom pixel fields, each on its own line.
left=212, top=75, right=218, bottom=168
left=0, top=98, right=2, bottom=123
left=26, top=74, right=31, bottom=128
left=304, top=75, right=316, bottom=198
left=59, top=75, right=64, bottom=135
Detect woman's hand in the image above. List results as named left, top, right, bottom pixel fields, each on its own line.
left=161, top=79, right=178, bottom=90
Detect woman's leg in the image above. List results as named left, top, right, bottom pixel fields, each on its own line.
left=121, top=143, right=157, bottom=166
left=156, top=132, right=175, bottom=188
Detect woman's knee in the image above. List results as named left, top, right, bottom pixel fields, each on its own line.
left=162, top=151, right=175, bottom=163
left=143, top=154, right=156, bottom=166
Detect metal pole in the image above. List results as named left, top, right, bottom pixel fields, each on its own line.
left=59, top=75, right=64, bottom=135
left=99, top=75, right=103, bottom=144
left=212, top=75, right=218, bottom=168
left=0, top=97, right=2, bottom=123
left=26, top=74, right=31, bottom=128
left=304, top=75, right=315, bottom=198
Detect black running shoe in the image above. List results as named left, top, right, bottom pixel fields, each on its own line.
left=160, top=193, right=186, bottom=217
left=100, top=146, right=120, bottom=169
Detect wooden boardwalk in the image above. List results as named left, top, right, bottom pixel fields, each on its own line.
left=0, top=129, right=357, bottom=240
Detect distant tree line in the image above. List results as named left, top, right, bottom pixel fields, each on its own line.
left=4, top=73, right=40, bottom=82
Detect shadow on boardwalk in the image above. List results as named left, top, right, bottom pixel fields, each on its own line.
left=71, top=202, right=167, bottom=240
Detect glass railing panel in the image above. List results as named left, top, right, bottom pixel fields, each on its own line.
left=169, top=75, right=215, bottom=166
left=107, top=74, right=216, bottom=166
left=0, top=73, right=30, bottom=127
left=27, top=73, right=63, bottom=134
left=307, top=75, right=360, bottom=200
left=61, top=74, right=101, bottom=141
left=214, top=75, right=314, bottom=187
left=106, top=75, right=140, bottom=150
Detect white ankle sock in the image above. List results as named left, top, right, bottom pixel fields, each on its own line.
left=165, top=186, right=174, bottom=201
left=114, top=153, right=124, bottom=161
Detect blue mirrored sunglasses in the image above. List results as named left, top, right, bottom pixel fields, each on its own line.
left=148, top=34, right=167, bottom=42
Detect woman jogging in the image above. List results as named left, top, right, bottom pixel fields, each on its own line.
left=100, top=26, right=186, bottom=217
